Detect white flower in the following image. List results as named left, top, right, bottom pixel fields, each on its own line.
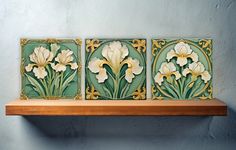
left=51, top=50, right=78, bottom=72
left=124, top=57, right=143, bottom=83
left=88, top=41, right=143, bottom=84
left=182, top=62, right=211, bottom=83
left=167, top=42, right=198, bottom=66
left=88, top=57, right=108, bottom=83
left=154, top=62, right=181, bottom=85
left=25, top=46, right=53, bottom=79
left=50, top=43, right=60, bottom=55
left=102, top=41, right=129, bottom=74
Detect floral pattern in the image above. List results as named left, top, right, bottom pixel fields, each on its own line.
left=51, top=50, right=78, bottom=72
left=182, top=62, right=211, bottom=83
left=166, top=42, right=198, bottom=66
left=152, top=39, right=212, bottom=100
left=21, top=39, right=81, bottom=100
left=86, top=39, right=146, bottom=100
left=154, top=62, right=181, bottom=85
left=25, top=46, right=54, bottom=79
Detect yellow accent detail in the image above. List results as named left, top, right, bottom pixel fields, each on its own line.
left=74, top=94, right=82, bottom=100
left=45, top=38, right=60, bottom=43
left=20, top=38, right=28, bottom=47
left=132, top=87, right=146, bottom=100
left=75, top=38, right=82, bottom=46
left=199, top=39, right=212, bottom=56
left=86, top=85, right=100, bottom=100
left=20, top=91, right=28, bottom=100
left=86, top=39, right=100, bottom=53
left=152, top=39, right=165, bottom=56
left=132, top=39, right=146, bottom=52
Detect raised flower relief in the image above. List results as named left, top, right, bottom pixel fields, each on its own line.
left=86, top=40, right=146, bottom=100
left=101, top=41, right=129, bottom=74
left=124, top=57, right=143, bottom=83
left=50, top=43, right=60, bottom=55
left=154, top=62, right=181, bottom=85
left=152, top=39, right=212, bottom=100
left=25, top=46, right=53, bottom=79
left=182, top=62, right=211, bottom=83
left=22, top=39, right=81, bottom=99
left=88, top=57, right=108, bottom=83
left=88, top=41, right=143, bottom=83
left=51, top=50, right=78, bottom=72
left=167, top=42, right=198, bottom=66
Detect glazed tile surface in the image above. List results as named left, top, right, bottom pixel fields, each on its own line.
left=21, top=39, right=81, bottom=100
left=85, top=39, right=146, bottom=100
left=151, top=39, right=212, bottom=100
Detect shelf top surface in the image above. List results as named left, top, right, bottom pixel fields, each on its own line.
left=5, top=98, right=227, bottom=116
left=6, top=98, right=226, bottom=106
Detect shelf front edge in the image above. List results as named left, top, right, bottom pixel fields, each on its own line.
left=5, top=99, right=227, bottom=116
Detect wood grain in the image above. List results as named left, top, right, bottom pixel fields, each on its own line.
left=5, top=98, right=227, bottom=116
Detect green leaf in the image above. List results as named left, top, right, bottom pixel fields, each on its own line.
left=50, top=73, right=60, bottom=96
left=61, top=71, right=77, bottom=93
left=104, top=80, right=113, bottom=95
left=103, top=86, right=112, bottom=98
left=25, top=73, right=45, bottom=97
left=163, top=82, right=179, bottom=99
left=121, top=83, right=130, bottom=98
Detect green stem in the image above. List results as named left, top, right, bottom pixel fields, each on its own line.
left=163, top=82, right=179, bottom=99
left=42, top=78, right=49, bottom=97
left=174, top=80, right=182, bottom=99
left=182, top=80, right=194, bottom=98
left=119, top=74, right=125, bottom=80
left=106, top=70, right=116, bottom=82
left=59, top=72, right=64, bottom=96
left=188, top=81, right=202, bottom=99
left=103, top=86, right=112, bottom=98
left=155, top=84, right=174, bottom=99
left=114, top=73, right=120, bottom=99
left=46, top=66, right=52, bottom=96
left=121, top=83, right=129, bottom=98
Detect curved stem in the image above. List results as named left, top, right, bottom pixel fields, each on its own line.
left=121, top=83, right=129, bottom=98
left=106, top=70, right=116, bottom=83
left=182, top=80, right=194, bottom=98
left=42, top=78, right=49, bottom=97
left=119, top=74, right=125, bottom=80
left=193, top=82, right=209, bottom=98
left=114, top=73, right=120, bottom=99
left=59, top=72, right=64, bottom=96
left=156, top=84, right=174, bottom=99
left=171, top=82, right=182, bottom=99
left=189, top=81, right=203, bottom=98
left=46, top=66, right=53, bottom=96
left=163, top=82, right=179, bottom=99
left=103, top=86, right=112, bottom=98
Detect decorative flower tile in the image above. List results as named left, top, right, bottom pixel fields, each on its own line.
left=20, top=39, right=82, bottom=100
left=85, top=39, right=146, bottom=100
left=151, top=39, right=212, bottom=100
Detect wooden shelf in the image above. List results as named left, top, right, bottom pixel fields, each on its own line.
left=5, top=98, right=227, bottom=116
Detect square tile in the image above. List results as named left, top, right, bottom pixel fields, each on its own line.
left=151, top=39, right=212, bottom=100
left=20, top=38, right=82, bottom=100
left=85, top=39, right=146, bottom=100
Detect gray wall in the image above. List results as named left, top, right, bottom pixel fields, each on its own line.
left=1, top=0, right=236, bottom=149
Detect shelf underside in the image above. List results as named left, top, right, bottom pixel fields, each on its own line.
left=5, top=98, right=227, bottom=116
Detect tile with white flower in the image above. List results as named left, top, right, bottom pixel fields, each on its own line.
left=85, top=39, right=146, bottom=100
left=20, top=39, right=82, bottom=100
left=151, top=39, right=212, bottom=100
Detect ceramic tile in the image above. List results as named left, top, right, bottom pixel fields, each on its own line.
left=151, top=39, right=212, bottom=100
left=20, top=38, right=82, bottom=100
left=85, top=39, right=146, bottom=100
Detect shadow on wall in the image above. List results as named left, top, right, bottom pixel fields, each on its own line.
left=22, top=107, right=236, bottom=139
